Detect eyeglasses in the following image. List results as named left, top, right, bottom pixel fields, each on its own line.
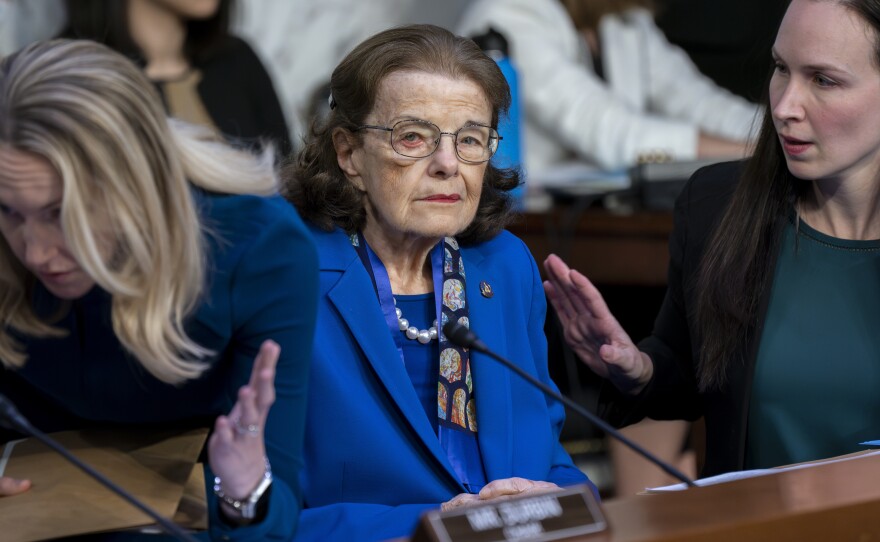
left=356, top=119, right=502, bottom=164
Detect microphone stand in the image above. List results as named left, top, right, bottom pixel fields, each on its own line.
left=0, top=395, right=201, bottom=542
left=443, top=322, right=696, bottom=488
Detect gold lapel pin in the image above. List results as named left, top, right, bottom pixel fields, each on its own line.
left=479, top=281, right=493, bottom=298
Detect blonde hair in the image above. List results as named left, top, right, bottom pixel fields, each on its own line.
left=560, top=0, right=655, bottom=30
left=0, top=40, right=278, bottom=384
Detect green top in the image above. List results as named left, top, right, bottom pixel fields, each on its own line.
left=746, top=215, right=880, bottom=469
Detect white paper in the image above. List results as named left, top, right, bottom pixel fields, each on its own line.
left=646, top=449, right=880, bottom=492
left=0, top=438, right=24, bottom=477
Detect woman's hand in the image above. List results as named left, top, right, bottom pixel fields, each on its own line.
left=441, top=478, right=560, bottom=512
left=543, top=254, right=653, bottom=395
left=0, top=477, right=30, bottom=496
left=208, top=340, right=278, bottom=519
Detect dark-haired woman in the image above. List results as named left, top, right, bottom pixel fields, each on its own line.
left=285, top=24, right=595, bottom=542
left=63, top=0, right=291, bottom=156
left=545, top=0, right=880, bottom=478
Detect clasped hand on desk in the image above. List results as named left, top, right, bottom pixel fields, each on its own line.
left=543, top=254, right=654, bottom=395
left=442, top=477, right=561, bottom=512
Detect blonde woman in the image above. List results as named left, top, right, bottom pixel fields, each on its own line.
left=0, top=40, right=317, bottom=539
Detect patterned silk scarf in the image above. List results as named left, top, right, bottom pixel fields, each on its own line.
left=437, top=237, right=476, bottom=432
left=351, top=233, right=477, bottom=434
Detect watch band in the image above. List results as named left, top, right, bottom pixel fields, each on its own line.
left=213, top=456, right=273, bottom=520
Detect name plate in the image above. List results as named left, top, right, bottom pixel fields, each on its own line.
left=413, top=485, right=607, bottom=542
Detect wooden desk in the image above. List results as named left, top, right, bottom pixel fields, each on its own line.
left=591, top=451, right=880, bottom=541
left=409, top=451, right=880, bottom=541
left=508, top=207, right=673, bottom=287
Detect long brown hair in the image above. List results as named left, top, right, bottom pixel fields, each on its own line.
left=693, top=106, right=795, bottom=391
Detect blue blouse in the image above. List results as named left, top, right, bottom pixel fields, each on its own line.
left=395, top=293, right=439, bottom=429
left=1, top=190, right=318, bottom=541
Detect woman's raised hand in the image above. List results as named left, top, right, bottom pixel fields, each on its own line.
left=543, top=254, right=653, bottom=394
left=208, top=340, right=278, bottom=520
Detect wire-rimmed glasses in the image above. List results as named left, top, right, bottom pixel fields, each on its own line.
left=357, top=119, right=502, bottom=164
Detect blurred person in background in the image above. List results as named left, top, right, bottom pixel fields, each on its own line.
left=62, top=0, right=291, bottom=157
left=234, top=0, right=410, bottom=153
left=458, top=0, right=761, bottom=178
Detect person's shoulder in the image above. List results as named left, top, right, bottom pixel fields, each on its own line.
left=198, top=193, right=317, bottom=299
left=464, top=230, right=534, bottom=267
left=673, top=160, right=744, bottom=231
left=201, top=190, right=291, bottom=219
left=686, top=160, right=743, bottom=203
left=301, top=222, right=357, bottom=270
left=219, top=35, right=260, bottom=59
left=198, top=35, right=263, bottom=69
left=467, top=228, right=517, bottom=248
left=302, top=221, right=349, bottom=247
left=197, top=191, right=309, bottom=246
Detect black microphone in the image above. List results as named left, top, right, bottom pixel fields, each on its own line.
left=443, top=322, right=696, bottom=488
left=0, top=394, right=201, bottom=542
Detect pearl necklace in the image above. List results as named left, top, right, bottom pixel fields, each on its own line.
left=394, top=299, right=438, bottom=344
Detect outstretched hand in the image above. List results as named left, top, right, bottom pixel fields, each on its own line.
left=543, top=254, right=653, bottom=394
left=208, top=340, right=278, bottom=518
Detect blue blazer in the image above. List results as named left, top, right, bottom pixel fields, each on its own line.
left=296, top=226, right=593, bottom=542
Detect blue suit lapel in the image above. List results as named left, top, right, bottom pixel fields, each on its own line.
left=464, top=248, right=514, bottom=481
left=325, top=243, right=462, bottom=487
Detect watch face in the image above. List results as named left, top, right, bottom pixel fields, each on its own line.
left=243, top=475, right=273, bottom=519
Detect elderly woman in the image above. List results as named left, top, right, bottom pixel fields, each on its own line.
left=0, top=40, right=317, bottom=540
left=285, top=24, right=595, bottom=542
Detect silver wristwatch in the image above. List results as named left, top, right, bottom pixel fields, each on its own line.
left=213, top=457, right=273, bottom=520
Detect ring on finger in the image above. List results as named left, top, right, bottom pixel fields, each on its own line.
left=232, top=417, right=261, bottom=437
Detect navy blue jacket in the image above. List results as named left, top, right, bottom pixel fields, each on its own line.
left=2, top=191, right=317, bottom=541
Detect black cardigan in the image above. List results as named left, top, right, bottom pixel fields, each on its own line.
left=60, top=22, right=292, bottom=158
left=166, top=36, right=291, bottom=158
left=601, top=160, right=784, bottom=477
